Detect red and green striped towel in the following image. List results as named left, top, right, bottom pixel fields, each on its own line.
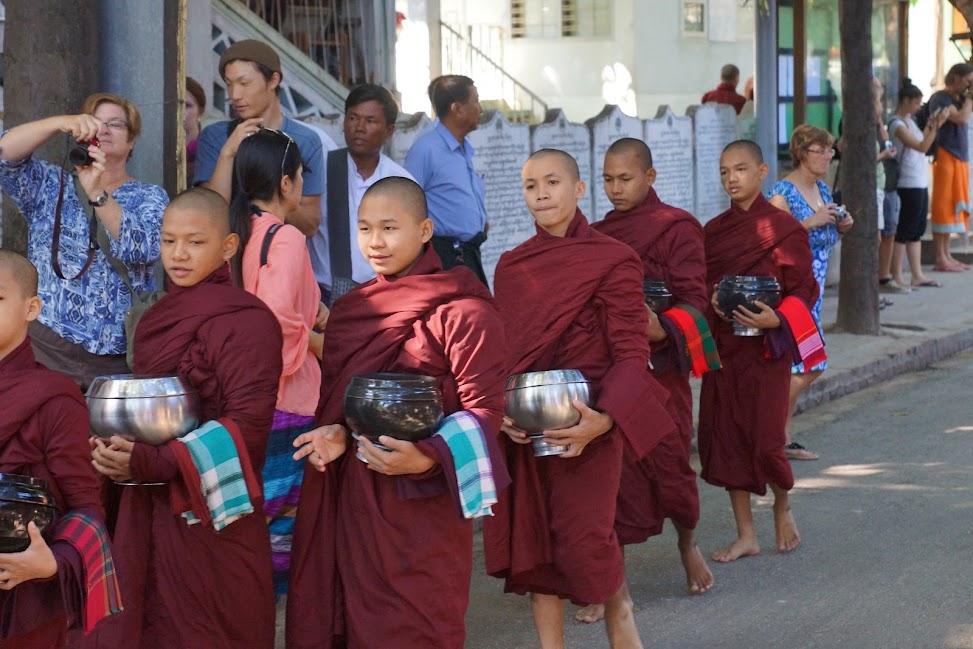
left=53, top=512, right=123, bottom=633
left=662, top=304, right=722, bottom=376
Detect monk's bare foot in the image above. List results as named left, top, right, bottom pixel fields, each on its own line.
left=574, top=603, right=605, bottom=624
left=711, top=536, right=760, bottom=563
left=774, top=506, right=801, bottom=552
left=680, top=544, right=715, bottom=593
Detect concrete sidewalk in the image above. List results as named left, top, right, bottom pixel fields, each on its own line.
left=794, top=264, right=973, bottom=414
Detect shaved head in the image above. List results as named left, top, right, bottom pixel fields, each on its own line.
left=721, top=139, right=764, bottom=165
left=606, top=138, right=653, bottom=171
left=528, top=148, right=580, bottom=182
left=0, top=250, right=38, bottom=298
left=166, top=187, right=231, bottom=235
left=361, top=176, right=428, bottom=222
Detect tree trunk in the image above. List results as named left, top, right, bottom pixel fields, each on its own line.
left=835, top=0, right=880, bottom=335
left=949, top=0, right=973, bottom=34
left=2, top=1, right=99, bottom=252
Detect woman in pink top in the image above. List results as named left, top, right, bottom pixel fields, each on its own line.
left=230, top=128, right=327, bottom=596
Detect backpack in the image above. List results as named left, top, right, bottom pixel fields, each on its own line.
left=914, top=93, right=947, bottom=159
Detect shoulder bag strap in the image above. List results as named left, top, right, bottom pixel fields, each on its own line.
left=326, top=148, right=352, bottom=280
left=50, top=171, right=97, bottom=281
left=261, top=222, right=284, bottom=267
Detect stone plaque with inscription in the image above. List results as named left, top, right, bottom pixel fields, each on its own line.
left=387, top=112, right=433, bottom=165
left=586, top=105, right=644, bottom=221
left=688, top=103, right=738, bottom=224
left=531, top=109, right=593, bottom=200
left=466, top=111, right=533, bottom=288
left=644, top=106, right=696, bottom=215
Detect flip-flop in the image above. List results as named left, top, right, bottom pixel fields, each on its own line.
left=785, top=442, right=818, bottom=461
left=912, top=280, right=943, bottom=288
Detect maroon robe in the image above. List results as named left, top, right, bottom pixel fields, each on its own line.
left=698, top=195, right=818, bottom=495
left=287, top=246, right=509, bottom=649
left=82, top=265, right=282, bottom=649
left=482, top=210, right=676, bottom=606
left=0, top=338, right=103, bottom=648
left=593, top=188, right=707, bottom=543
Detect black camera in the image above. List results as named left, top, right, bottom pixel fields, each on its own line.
left=68, top=137, right=99, bottom=167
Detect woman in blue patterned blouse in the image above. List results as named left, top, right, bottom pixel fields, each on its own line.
left=768, top=124, right=855, bottom=461
left=0, top=93, right=169, bottom=389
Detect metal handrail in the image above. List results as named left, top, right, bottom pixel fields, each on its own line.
left=440, top=20, right=548, bottom=123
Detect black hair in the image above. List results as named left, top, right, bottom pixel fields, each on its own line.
left=430, top=75, right=475, bottom=119
left=722, top=139, right=764, bottom=164
left=361, top=176, right=428, bottom=221
left=223, top=59, right=283, bottom=97
left=720, top=64, right=740, bottom=82
left=346, top=84, right=399, bottom=126
left=606, top=138, right=653, bottom=170
left=228, top=129, right=303, bottom=286
left=527, top=148, right=581, bottom=182
left=897, top=77, right=923, bottom=102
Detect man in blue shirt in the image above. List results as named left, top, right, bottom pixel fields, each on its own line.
left=404, top=75, right=489, bottom=284
left=194, top=39, right=324, bottom=237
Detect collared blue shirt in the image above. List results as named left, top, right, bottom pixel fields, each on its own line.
left=0, top=156, right=167, bottom=355
left=194, top=116, right=326, bottom=196
left=404, top=121, right=487, bottom=241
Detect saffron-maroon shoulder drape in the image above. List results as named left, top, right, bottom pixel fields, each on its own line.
left=698, top=195, right=818, bottom=495
left=287, top=246, right=508, bottom=649
left=0, top=338, right=102, bottom=649
left=81, top=265, right=282, bottom=649
left=593, top=188, right=707, bottom=543
left=483, top=210, right=675, bottom=606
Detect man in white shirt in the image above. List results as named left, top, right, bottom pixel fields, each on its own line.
left=306, top=85, right=414, bottom=303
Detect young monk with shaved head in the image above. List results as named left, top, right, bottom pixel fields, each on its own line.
left=0, top=250, right=120, bottom=647
left=86, top=187, right=282, bottom=648
left=288, top=176, right=509, bottom=648
left=484, top=149, right=675, bottom=649
left=574, top=138, right=718, bottom=624
left=699, top=141, right=823, bottom=562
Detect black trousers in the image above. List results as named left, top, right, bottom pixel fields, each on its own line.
left=895, top=187, right=929, bottom=243
left=430, top=233, right=489, bottom=286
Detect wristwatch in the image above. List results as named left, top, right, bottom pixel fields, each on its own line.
left=88, top=191, right=109, bottom=207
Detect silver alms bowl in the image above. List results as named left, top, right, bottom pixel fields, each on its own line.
left=504, top=369, right=592, bottom=456
left=86, top=374, right=200, bottom=446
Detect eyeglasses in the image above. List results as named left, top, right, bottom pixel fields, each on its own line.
left=806, top=147, right=836, bottom=157
left=260, top=127, right=296, bottom=176
left=104, top=120, right=129, bottom=131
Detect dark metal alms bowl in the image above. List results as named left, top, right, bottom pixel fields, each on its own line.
left=717, top=275, right=781, bottom=336
left=0, top=474, right=58, bottom=553
left=344, top=373, right=444, bottom=444
left=643, top=278, right=672, bottom=313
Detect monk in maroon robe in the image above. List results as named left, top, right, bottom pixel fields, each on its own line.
left=85, top=188, right=282, bottom=649
left=287, top=177, right=508, bottom=649
left=0, top=251, right=119, bottom=648
left=482, top=149, right=675, bottom=649
left=579, top=138, right=714, bottom=619
left=699, top=141, right=819, bottom=563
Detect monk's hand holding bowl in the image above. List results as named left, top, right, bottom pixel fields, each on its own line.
left=543, top=400, right=614, bottom=459
left=711, top=289, right=731, bottom=322
left=0, top=522, right=57, bottom=590
left=314, top=302, right=331, bottom=330
left=89, top=436, right=134, bottom=483
left=646, top=305, right=667, bottom=342
left=359, top=436, right=435, bottom=476
left=293, top=424, right=348, bottom=472
left=733, top=300, right=780, bottom=331
left=501, top=417, right=532, bottom=445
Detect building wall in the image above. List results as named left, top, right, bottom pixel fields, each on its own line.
left=435, top=0, right=754, bottom=121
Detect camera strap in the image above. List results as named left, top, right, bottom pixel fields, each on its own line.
left=50, top=170, right=98, bottom=281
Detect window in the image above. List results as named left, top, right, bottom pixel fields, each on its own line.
left=511, top=0, right=611, bottom=38
left=682, top=1, right=705, bottom=35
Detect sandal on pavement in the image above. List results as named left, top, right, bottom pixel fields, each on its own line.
left=785, top=442, right=819, bottom=461
left=912, top=279, right=943, bottom=288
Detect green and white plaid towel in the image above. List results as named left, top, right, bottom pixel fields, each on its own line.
left=435, top=411, right=498, bottom=519
left=177, top=420, right=255, bottom=531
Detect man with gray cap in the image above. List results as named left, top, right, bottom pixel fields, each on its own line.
left=194, top=39, right=325, bottom=236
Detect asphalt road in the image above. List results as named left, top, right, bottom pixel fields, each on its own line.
left=465, top=353, right=973, bottom=649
